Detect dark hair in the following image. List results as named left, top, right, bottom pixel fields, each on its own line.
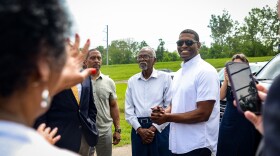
left=180, top=29, right=200, bottom=42
left=231, top=53, right=249, bottom=64
left=0, top=0, right=71, bottom=97
left=86, top=49, right=101, bottom=59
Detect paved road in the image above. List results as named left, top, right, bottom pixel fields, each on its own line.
left=112, top=144, right=131, bottom=156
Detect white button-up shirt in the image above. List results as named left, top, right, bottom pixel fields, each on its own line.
left=125, top=69, right=172, bottom=132
left=170, top=54, right=220, bottom=154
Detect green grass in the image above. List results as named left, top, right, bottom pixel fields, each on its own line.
left=113, top=83, right=131, bottom=147
left=102, top=56, right=273, bottom=81
left=109, top=56, right=273, bottom=147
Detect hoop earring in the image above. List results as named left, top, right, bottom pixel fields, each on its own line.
left=41, top=89, right=51, bottom=108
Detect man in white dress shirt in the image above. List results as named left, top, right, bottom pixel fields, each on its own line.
left=125, top=47, right=172, bottom=156
left=151, top=29, right=220, bottom=156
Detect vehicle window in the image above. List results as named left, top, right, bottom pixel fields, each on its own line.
left=256, top=55, right=280, bottom=80
left=219, top=62, right=266, bottom=82
left=219, top=68, right=225, bottom=81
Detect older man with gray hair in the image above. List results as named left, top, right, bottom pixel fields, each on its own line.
left=125, top=47, right=172, bottom=156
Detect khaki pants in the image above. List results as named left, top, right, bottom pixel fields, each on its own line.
left=90, top=130, right=112, bottom=156
left=79, top=134, right=90, bottom=156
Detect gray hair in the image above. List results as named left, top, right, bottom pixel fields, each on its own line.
left=139, top=46, right=156, bottom=58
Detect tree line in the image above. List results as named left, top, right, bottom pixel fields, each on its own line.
left=96, top=5, right=279, bottom=65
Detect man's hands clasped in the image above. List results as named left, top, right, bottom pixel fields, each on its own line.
left=136, top=127, right=156, bottom=144
left=150, top=106, right=168, bottom=125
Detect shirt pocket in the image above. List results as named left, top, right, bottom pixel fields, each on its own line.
left=96, top=87, right=110, bottom=100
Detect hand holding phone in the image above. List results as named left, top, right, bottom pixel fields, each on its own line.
left=226, top=62, right=262, bottom=115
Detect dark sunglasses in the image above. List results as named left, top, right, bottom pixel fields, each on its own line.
left=176, top=40, right=198, bottom=46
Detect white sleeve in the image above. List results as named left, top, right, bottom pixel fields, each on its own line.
left=125, top=80, right=141, bottom=131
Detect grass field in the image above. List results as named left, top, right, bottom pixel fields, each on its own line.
left=108, top=56, right=273, bottom=147
left=102, top=56, right=272, bottom=81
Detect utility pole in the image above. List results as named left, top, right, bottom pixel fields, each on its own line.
left=106, top=25, right=109, bottom=65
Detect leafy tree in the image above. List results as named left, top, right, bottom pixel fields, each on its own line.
left=208, top=5, right=279, bottom=57
left=162, top=51, right=180, bottom=62
left=139, top=40, right=149, bottom=49
left=199, top=43, right=210, bottom=59
left=107, top=38, right=150, bottom=64
left=96, top=46, right=107, bottom=63
left=241, top=6, right=280, bottom=56
left=109, top=40, right=133, bottom=64
left=208, top=10, right=236, bottom=53
left=156, top=38, right=165, bottom=61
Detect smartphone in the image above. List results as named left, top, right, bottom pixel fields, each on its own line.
left=226, top=62, right=262, bottom=115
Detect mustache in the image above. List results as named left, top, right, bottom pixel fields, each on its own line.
left=139, top=62, right=148, bottom=70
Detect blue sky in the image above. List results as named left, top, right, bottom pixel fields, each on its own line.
left=66, top=0, right=277, bottom=52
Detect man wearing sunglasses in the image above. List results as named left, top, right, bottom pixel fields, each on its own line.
left=125, top=47, right=172, bottom=156
left=151, top=29, right=220, bottom=156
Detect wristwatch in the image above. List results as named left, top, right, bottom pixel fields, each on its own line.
left=115, top=128, right=121, bottom=134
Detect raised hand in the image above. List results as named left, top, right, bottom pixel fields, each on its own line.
left=53, top=34, right=96, bottom=95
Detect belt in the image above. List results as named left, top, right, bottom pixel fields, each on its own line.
left=138, top=117, right=152, bottom=124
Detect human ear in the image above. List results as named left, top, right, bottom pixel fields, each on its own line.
left=197, top=42, right=201, bottom=49
left=37, top=57, right=50, bottom=83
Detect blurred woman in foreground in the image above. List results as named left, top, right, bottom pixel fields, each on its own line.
left=0, top=0, right=94, bottom=155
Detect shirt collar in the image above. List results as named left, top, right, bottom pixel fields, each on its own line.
left=181, top=54, right=201, bottom=68
left=92, top=71, right=104, bottom=80
left=138, top=68, right=158, bottom=80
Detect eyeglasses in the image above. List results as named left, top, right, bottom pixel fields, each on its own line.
left=137, top=55, right=154, bottom=61
left=176, top=40, right=198, bottom=46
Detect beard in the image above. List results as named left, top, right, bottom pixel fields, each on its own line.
left=139, top=62, right=148, bottom=70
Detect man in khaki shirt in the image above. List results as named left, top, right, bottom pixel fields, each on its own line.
left=84, top=49, right=121, bottom=156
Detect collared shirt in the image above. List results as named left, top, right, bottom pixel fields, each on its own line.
left=73, top=83, right=82, bottom=101
left=0, top=121, right=77, bottom=156
left=125, top=68, right=172, bottom=132
left=77, top=83, right=82, bottom=100
left=91, top=72, right=117, bottom=136
left=170, top=54, right=220, bottom=154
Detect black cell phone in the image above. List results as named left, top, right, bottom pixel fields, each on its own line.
left=226, top=62, right=262, bottom=115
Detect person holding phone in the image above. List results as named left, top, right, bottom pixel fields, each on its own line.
left=217, top=54, right=261, bottom=156
left=241, top=1, right=280, bottom=155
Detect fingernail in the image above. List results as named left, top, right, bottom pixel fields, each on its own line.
left=87, top=39, right=90, bottom=44
left=91, top=68, right=97, bottom=75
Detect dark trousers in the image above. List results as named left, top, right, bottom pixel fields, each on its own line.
left=131, top=117, right=171, bottom=156
left=171, top=148, right=211, bottom=156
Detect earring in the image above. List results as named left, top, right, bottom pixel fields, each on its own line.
left=41, top=89, right=51, bottom=108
